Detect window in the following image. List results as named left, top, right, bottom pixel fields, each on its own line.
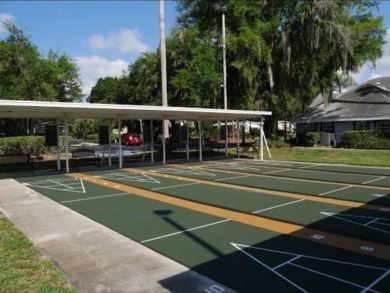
left=322, top=122, right=334, bottom=133
left=376, top=120, right=390, bottom=130
left=306, top=123, right=317, bottom=132
left=355, top=121, right=369, bottom=130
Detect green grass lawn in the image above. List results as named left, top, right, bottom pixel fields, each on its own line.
left=258, top=147, right=390, bottom=167
left=0, top=213, right=77, bottom=293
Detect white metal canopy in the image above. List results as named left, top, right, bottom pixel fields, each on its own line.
left=0, top=99, right=272, bottom=172
left=0, top=100, right=272, bottom=121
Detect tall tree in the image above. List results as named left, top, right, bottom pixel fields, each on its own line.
left=167, top=27, right=222, bottom=108
left=0, top=21, right=83, bottom=135
left=88, top=77, right=123, bottom=104
left=176, top=0, right=386, bottom=137
left=0, top=21, right=83, bottom=103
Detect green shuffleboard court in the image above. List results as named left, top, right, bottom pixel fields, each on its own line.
left=16, top=160, right=390, bottom=292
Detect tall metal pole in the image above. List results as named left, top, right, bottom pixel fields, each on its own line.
left=222, top=12, right=227, bottom=111
left=222, top=10, right=228, bottom=157
left=160, top=0, right=169, bottom=164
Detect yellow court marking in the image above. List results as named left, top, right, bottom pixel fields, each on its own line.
left=144, top=165, right=389, bottom=212
left=67, top=172, right=390, bottom=261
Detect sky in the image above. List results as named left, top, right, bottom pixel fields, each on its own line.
left=0, top=1, right=390, bottom=97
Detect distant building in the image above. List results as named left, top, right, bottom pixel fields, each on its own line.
left=294, top=77, right=390, bottom=146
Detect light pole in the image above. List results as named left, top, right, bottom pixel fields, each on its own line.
left=159, top=0, right=169, bottom=164
left=222, top=8, right=227, bottom=111
left=220, top=6, right=228, bottom=156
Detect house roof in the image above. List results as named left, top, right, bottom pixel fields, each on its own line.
left=294, top=76, right=390, bottom=123
left=0, top=99, right=271, bottom=121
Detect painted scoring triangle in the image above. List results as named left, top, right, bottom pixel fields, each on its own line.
left=24, top=178, right=85, bottom=193
left=231, top=243, right=390, bottom=293
left=321, top=212, right=390, bottom=234
left=96, top=172, right=160, bottom=184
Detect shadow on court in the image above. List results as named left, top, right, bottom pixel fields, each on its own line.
left=153, top=209, right=390, bottom=293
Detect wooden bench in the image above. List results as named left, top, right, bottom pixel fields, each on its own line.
left=71, top=148, right=98, bottom=168
left=0, top=154, right=33, bottom=173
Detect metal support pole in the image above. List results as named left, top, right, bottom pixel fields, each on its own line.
left=186, top=121, right=190, bottom=161
left=56, top=121, right=60, bottom=171
left=108, top=124, right=112, bottom=167
left=118, top=119, right=122, bottom=168
left=162, top=121, right=166, bottom=164
left=198, top=120, right=202, bottom=162
left=260, top=121, right=264, bottom=160
left=151, top=120, right=154, bottom=163
left=65, top=123, right=69, bottom=173
left=236, top=120, right=240, bottom=158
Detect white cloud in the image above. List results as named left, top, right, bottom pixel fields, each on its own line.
left=87, top=28, right=149, bottom=54
left=74, top=55, right=129, bottom=96
left=0, top=13, right=15, bottom=34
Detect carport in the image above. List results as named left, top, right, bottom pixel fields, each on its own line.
left=0, top=99, right=272, bottom=172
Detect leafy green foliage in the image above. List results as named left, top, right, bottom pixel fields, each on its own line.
left=0, top=21, right=83, bottom=136
left=72, top=119, right=97, bottom=139
left=341, top=130, right=390, bottom=149
left=0, top=22, right=82, bottom=103
left=303, top=132, right=320, bottom=147
left=176, top=0, right=386, bottom=137
left=0, top=136, right=47, bottom=156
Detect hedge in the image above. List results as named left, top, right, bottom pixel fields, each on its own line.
left=341, top=130, right=390, bottom=149
left=0, top=136, right=48, bottom=156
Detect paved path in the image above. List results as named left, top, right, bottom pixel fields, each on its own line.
left=0, top=178, right=231, bottom=293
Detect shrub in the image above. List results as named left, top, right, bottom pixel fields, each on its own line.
left=305, top=132, right=320, bottom=147
left=0, top=136, right=47, bottom=156
left=341, top=130, right=390, bottom=149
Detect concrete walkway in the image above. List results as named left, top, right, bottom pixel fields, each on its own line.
left=0, top=178, right=232, bottom=293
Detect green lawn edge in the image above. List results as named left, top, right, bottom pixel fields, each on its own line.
left=0, top=213, right=77, bottom=293
left=244, top=147, right=390, bottom=167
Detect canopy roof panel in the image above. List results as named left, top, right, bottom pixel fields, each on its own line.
left=0, top=100, right=271, bottom=121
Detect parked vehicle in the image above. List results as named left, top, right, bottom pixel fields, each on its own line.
left=120, top=133, right=143, bottom=146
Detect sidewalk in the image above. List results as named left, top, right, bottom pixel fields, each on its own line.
left=0, top=178, right=232, bottom=293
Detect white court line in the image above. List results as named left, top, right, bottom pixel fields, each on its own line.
left=47, top=179, right=77, bottom=189
left=289, top=262, right=381, bottom=293
left=372, top=194, right=390, bottom=199
left=263, top=169, right=291, bottom=175
left=362, top=177, right=386, bottom=185
left=80, top=179, right=86, bottom=193
left=300, top=164, right=324, bottom=169
left=318, top=185, right=353, bottom=196
left=233, top=243, right=389, bottom=293
left=364, top=218, right=379, bottom=226
left=141, top=219, right=231, bottom=243
left=215, top=175, right=251, bottom=182
left=272, top=255, right=301, bottom=270
left=61, top=192, right=129, bottom=203
left=231, top=243, right=307, bottom=292
left=151, top=182, right=199, bottom=191
left=362, top=270, right=390, bottom=293
left=252, top=199, right=305, bottom=214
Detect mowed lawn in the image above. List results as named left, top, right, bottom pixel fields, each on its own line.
left=259, top=147, right=390, bottom=167
left=0, top=212, right=77, bottom=293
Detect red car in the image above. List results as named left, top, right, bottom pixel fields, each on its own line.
left=120, top=133, right=143, bottom=146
